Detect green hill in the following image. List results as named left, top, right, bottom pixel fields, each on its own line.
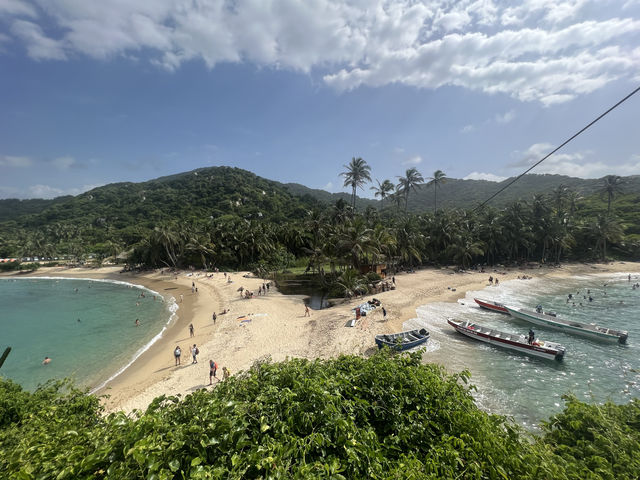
left=0, top=166, right=318, bottom=230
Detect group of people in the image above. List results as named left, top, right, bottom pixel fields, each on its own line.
left=488, top=276, right=499, bottom=285
left=173, top=343, right=229, bottom=384
left=238, top=281, right=271, bottom=299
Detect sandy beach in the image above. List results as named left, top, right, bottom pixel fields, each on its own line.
left=5, top=261, right=639, bottom=413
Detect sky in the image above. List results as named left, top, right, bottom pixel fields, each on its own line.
left=1, top=0, right=639, bottom=200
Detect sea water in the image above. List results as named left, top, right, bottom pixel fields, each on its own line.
left=407, top=272, right=640, bottom=429
left=0, top=278, right=177, bottom=391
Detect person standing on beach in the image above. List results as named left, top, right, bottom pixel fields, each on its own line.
left=222, top=366, right=230, bottom=381
left=180, top=294, right=184, bottom=303
left=212, top=312, right=217, bottom=324
left=191, top=344, right=199, bottom=364
left=304, top=304, right=310, bottom=317
left=382, top=306, right=387, bottom=320
left=174, top=346, right=182, bottom=365
left=189, top=323, right=194, bottom=337
left=209, top=360, right=217, bottom=384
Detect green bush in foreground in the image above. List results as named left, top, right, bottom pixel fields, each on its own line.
left=1, top=352, right=639, bottom=479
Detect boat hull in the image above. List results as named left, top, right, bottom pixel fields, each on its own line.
left=448, top=319, right=565, bottom=361
left=505, top=307, right=627, bottom=344
left=375, top=328, right=430, bottom=351
left=474, top=298, right=508, bottom=314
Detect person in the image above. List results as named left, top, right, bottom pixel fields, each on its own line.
left=191, top=344, right=198, bottom=364
left=222, top=366, right=230, bottom=380
left=42, top=356, right=51, bottom=365
left=209, top=359, right=217, bottom=384
left=528, top=329, right=535, bottom=345
left=135, top=318, right=140, bottom=327
left=488, top=276, right=493, bottom=284
left=304, top=304, right=310, bottom=317
left=212, top=312, right=217, bottom=324
left=495, top=278, right=499, bottom=286
left=189, top=323, right=194, bottom=337
left=174, top=346, right=182, bottom=365
left=535, top=305, right=543, bottom=313
left=382, top=306, right=387, bottom=320
left=392, top=276, right=396, bottom=285
left=180, top=294, right=184, bottom=303
left=266, top=283, right=270, bottom=292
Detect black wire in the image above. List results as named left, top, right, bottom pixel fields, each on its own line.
left=473, top=85, right=640, bottom=211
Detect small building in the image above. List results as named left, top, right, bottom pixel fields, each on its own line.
left=359, top=264, right=387, bottom=278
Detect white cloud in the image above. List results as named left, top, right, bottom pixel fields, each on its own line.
left=464, top=172, right=507, bottom=182
left=0, top=154, right=32, bottom=167
left=0, top=0, right=37, bottom=17
left=2, top=1, right=639, bottom=104
left=11, top=19, right=66, bottom=60
left=462, top=109, right=515, bottom=133
left=495, top=110, right=515, bottom=123
left=510, top=143, right=640, bottom=178
left=26, top=183, right=103, bottom=199
left=402, top=155, right=423, bottom=166
left=323, top=181, right=333, bottom=191
left=51, top=155, right=76, bottom=170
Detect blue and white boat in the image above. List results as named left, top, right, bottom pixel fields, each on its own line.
left=505, top=305, right=628, bottom=344
left=375, top=328, right=429, bottom=350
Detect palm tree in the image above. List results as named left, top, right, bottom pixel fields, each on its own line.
left=336, top=268, right=368, bottom=298
left=600, top=175, right=624, bottom=214
left=370, top=179, right=395, bottom=207
left=337, top=216, right=377, bottom=270
left=396, top=168, right=424, bottom=212
left=446, top=233, right=484, bottom=269
left=590, top=215, right=623, bottom=261
left=340, top=157, right=372, bottom=209
left=426, top=170, right=447, bottom=214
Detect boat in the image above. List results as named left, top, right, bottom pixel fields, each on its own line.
left=505, top=305, right=628, bottom=344
left=474, top=298, right=509, bottom=314
left=375, top=328, right=430, bottom=350
left=447, top=318, right=566, bottom=361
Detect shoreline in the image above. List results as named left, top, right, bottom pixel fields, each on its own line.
left=2, top=261, right=638, bottom=413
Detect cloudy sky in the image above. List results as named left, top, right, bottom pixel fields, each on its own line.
left=1, top=0, right=639, bottom=199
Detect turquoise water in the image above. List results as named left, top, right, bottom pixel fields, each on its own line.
left=410, top=272, right=640, bottom=429
left=0, top=278, right=176, bottom=391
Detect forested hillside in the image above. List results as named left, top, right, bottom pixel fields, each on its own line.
left=1, top=166, right=638, bottom=273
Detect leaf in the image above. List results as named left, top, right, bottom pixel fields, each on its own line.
left=168, top=459, right=180, bottom=472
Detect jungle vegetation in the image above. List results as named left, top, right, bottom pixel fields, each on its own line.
left=1, top=351, right=639, bottom=479
left=0, top=166, right=638, bottom=287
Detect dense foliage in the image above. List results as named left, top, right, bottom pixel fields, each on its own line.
left=1, top=168, right=639, bottom=286
left=1, top=353, right=638, bottom=479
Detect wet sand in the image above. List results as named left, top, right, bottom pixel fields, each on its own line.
left=5, top=261, right=638, bottom=413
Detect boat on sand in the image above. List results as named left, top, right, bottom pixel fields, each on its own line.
left=448, top=318, right=566, bottom=361
left=474, top=298, right=508, bottom=314
left=505, top=305, right=628, bottom=344
left=375, top=328, right=430, bottom=351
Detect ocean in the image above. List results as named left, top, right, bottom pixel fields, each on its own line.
left=407, top=271, right=640, bottom=429
left=0, top=277, right=177, bottom=392
left=2, top=273, right=638, bottom=428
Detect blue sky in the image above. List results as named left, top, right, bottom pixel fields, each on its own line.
left=1, top=0, right=639, bottom=199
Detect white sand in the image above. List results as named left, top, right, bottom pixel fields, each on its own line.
left=6, top=261, right=638, bottom=413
